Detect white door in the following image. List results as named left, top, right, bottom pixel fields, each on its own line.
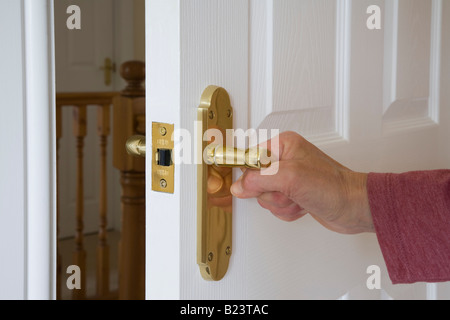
left=146, top=0, right=450, bottom=299
left=54, top=0, right=115, bottom=92
left=54, top=0, right=122, bottom=238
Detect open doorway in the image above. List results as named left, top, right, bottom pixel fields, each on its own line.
left=54, top=0, right=146, bottom=300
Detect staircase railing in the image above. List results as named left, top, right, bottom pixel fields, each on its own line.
left=56, top=61, right=146, bottom=300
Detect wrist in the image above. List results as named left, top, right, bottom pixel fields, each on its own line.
left=345, top=172, right=374, bottom=234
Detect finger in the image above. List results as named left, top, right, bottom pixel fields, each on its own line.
left=257, top=199, right=306, bottom=222
left=256, top=134, right=282, bottom=161
left=272, top=211, right=307, bottom=222
left=256, top=131, right=302, bottom=161
left=231, top=161, right=299, bottom=199
left=257, top=192, right=294, bottom=208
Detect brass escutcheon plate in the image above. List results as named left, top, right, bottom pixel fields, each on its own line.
left=197, top=86, right=233, bottom=281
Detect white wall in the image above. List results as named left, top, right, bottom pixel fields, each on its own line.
left=0, top=0, right=27, bottom=299
left=0, top=0, right=55, bottom=300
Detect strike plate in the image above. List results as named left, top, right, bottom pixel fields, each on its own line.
left=152, top=122, right=175, bottom=193
left=197, top=86, right=233, bottom=281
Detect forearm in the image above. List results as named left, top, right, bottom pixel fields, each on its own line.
left=368, top=170, right=450, bottom=284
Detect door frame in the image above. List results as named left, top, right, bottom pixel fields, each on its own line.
left=24, top=0, right=56, bottom=300
left=13, top=0, right=136, bottom=299
left=0, top=0, right=57, bottom=299
left=10, top=0, right=136, bottom=299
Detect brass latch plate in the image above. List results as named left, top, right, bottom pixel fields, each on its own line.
left=152, top=122, right=175, bottom=193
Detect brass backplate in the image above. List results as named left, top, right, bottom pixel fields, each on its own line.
left=152, top=122, right=175, bottom=193
left=197, top=86, right=233, bottom=281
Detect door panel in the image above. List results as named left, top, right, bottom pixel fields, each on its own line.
left=383, top=0, right=439, bottom=129
left=146, top=0, right=450, bottom=299
left=54, top=0, right=114, bottom=92
left=252, top=0, right=349, bottom=144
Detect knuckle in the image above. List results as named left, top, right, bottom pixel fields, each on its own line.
left=281, top=131, right=300, bottom=140
left=279, top=161, right=302, bottom=197
left=282, top=131, right=305, bottom=145
left=278, top=132, right=310, bottom=160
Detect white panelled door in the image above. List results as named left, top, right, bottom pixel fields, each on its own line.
left=146, top=0, right=450, bottom=299
left=54, top=0, right=115, bottom=92
left=54, top=0, right=121, bottom=238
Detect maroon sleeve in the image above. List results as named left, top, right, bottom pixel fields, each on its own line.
left=367, top=170, right=450, bottom=284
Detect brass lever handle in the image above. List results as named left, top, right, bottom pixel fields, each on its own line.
left=205, top=144, right=271, bottom=169
left=126, top=135, right=146, bottom=157
left=196, top=86, right=275, bottom=281
left=100, top=58, right=116, bottom=86
left=126, top=136, right=272, bottom=168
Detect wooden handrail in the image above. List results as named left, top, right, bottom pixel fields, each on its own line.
left=56, top=92, right=119, bottom=107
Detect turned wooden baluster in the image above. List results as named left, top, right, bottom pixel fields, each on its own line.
left=113, top=61, right=146, bottom=300
left=96, top=104, right=111, bottom=298
left=72, top=105, right=87, bottom=300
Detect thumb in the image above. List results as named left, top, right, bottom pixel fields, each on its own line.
left=230, top=161, right=293, bottom=199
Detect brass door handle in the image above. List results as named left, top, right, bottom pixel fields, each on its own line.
left=196, top=85, right=276, bottom=282
left=126, top=136, right=272, bottom=169
left=197, top=86, right=233, bottom=281
left=205, top=144, right=271, bottom=169
left=126, top=135, right=146, bottom=157
left=100, top=58, right=116, bottom=86
left=197, top=86, right=272, bottom=281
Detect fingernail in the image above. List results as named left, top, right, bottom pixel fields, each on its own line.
left=230, top=179, right=243, bottom=196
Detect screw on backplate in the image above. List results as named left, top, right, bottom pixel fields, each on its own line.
left=160, top=179, right=168, bottom=188
left=208, top=111, right=215, bottom=120
left=208, top=252, right=214, bottom=262
left=159, top=127, right=167, bottom=136
left=227, top=109, right=232, bottom=118
left=226, top=246, right=231, bottom=256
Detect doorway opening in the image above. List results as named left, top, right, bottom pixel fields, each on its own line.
left=54, top=0, right=146, bottom=300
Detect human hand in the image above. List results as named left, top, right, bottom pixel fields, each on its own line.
left=230, top=132, right=374, bottom=234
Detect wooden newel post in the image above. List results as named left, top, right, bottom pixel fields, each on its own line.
left=113, top=61, right=146, bottom=300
